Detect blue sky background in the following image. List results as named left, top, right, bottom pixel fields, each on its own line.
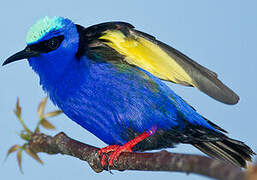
left=1, top=1, right=257, bottom=179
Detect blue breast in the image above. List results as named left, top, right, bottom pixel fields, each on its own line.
left=47, top=55, right=216, bottom=145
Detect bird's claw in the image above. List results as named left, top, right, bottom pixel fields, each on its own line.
left=98, top=144, right=132, bottom=167
left=98, top=127, right=157, bottom=168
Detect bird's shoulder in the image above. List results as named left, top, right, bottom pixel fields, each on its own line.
left=75, top=21, right=155, bottom=61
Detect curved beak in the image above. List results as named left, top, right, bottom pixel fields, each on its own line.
left=2, top=47, right=40, bottom=66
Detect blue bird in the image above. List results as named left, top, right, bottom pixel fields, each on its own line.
left=3, top=16, right=254, bottom=167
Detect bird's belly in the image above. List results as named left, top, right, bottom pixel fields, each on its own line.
left=56, top=90, right=177, bottom=146
left=55, top=93, right=129, bottom=145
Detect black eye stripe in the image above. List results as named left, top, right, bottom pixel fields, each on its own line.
left=29, top=35, right=64, bottom=53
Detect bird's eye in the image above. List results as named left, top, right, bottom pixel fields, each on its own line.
left=28, top=35, right=64, bottom=53
left=47, top=38, right=60, bottom=50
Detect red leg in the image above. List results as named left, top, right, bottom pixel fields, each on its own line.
left=98, top=126, right=157, bottom=167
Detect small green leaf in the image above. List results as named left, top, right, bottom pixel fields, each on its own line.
left=5, top=145, right=21, bottom=161
left=17, top=149, right=23, bottom=173
left=37, top=97, right=48, bottom=118
left=41, top=119, right=55, bottom=130
left=20, top=132, right=31, bottom=141
left=24, top=147, right=43, bottom=165
left=14, top=97, right=21, bottom=117
left=44, top=110, right=62, bottom=118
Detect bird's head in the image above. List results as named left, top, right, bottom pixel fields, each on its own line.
left=3, top=16, right=79, bottom=86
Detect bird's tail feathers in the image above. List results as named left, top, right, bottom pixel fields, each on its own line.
left=193, top=138, right=255, bottom=168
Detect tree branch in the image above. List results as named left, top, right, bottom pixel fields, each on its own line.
left=28, top=132, right=246, bottom=180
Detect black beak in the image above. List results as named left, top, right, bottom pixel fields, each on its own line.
left=2, top=47, right=40, bottom=66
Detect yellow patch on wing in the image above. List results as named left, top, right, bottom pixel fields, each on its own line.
left=99, top=30, right=193, bottom=86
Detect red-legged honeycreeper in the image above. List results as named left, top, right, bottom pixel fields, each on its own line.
left=3, top=16, right=254, bottom=167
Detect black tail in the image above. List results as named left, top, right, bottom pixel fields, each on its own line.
left=193, top=138, right=255, bottom=167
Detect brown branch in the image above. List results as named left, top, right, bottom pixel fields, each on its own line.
left=27, top=132, right=247, bottom=180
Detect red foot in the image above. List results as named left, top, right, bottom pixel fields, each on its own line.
left=98, top=145, right=120, bottom=166
left=98, top=126, right=157, bottom=167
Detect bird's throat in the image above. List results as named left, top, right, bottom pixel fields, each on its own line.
left=28, top=55, right=80, bottom=94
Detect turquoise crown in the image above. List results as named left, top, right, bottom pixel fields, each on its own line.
left=26, top=16, right=65, bottom=44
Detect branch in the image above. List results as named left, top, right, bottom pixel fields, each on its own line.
left=28, top=132, right=245, bottom=180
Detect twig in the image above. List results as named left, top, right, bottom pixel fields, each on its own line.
left=28, top=132, right=245, bottom=180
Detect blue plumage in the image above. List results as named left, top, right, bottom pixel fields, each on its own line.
left=39, top=55, right=216, bottom=145
left=3, top=16, right=254, bottom=167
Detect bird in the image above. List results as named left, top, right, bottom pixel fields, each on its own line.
left=3, top=16, right=254, bottom=168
